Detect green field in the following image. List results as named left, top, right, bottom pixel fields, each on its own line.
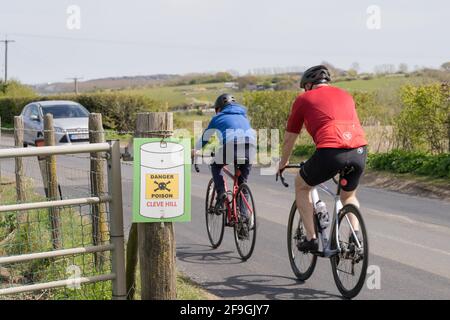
left=333, top=75, right=435, bottom=92
left=123, top=83, right=242, bottom=108
left=120, top=75, right=438, bottom=110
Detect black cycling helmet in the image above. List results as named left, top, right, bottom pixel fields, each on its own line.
left=300, top=65, right=331, bottom=89
left=214, top=93, right=236, bottom=111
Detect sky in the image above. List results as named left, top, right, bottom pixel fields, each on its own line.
left=0, top=0, right=448, bottom=84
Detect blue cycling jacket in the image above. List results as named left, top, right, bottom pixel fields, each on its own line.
left=195, top=103, right=256, bottom=150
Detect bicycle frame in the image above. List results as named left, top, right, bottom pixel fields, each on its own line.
left=219, top=165, right=254, bottom=225
left=278, top=165, right=362, bottom=258
left=311, top=183, right=342, bottom=257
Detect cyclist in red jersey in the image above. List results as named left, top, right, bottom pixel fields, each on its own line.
left=277, top=65, right=368, bottom=252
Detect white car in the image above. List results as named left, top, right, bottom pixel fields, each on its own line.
left=20, top=100, right=90, bottom=146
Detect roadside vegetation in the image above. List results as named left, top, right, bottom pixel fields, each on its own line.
left=0, top=180, right=211, bottom=300
left=1, top=63, right=449, bottom=181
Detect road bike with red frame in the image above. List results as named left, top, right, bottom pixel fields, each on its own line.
left=195, top=160, right=257, bottom=261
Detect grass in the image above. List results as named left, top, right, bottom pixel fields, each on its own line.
left=177, top=273, right=214, bottom=300
left=0, top=180, right=212, bottom=300
left=333, top=75, right=435, bottom=92
left=0, top=178, right=112, bottom=300
left=105, top=130, right=133, bottom=142
left=122, top=83, right=241, bottom=109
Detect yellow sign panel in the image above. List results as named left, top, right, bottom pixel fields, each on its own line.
left=145, top=173, right=179, bottom=200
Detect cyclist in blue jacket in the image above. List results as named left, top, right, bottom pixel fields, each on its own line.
left=193, top=94, right=256, bottom=205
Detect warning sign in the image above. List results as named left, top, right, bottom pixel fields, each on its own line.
left=146, top=174, right=179, bottom=199
left=132, top=138, right=191, bottom=223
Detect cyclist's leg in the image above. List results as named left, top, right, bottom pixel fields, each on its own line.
left=340, top=146, right=367, bottom=233
left=298, top=149, right=340, bottom=241
left=295, top=173, right=315, bottom=240
left=237, top=163, right=251, bottom=185
left=210, top=163, right=226, bottom=198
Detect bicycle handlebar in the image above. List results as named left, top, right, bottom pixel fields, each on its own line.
left=276, top=163, right=304, bottom=188
left=193, top=151, right=215, bottom=173
left=276, top=162, right=341, bottom=188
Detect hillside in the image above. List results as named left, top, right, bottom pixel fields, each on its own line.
left=32, top=74, right=180, bottom=95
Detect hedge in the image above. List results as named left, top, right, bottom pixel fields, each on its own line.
left=0, top=93, right=165, bottom=132
left=367, top=150, right=450, bottom=179
left=243, top=90, right=390, bottom=136
left=291, top=146, right=450, bottom=179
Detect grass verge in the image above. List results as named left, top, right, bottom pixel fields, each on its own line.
left=1, top=179, right=213, bottom=300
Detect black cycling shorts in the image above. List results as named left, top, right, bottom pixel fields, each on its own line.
left=300, top=146, right=367, bottom=192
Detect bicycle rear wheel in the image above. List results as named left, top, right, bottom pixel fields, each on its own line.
left=287, top=201, right=317, bottom=281
left=330, top=204, right=369, bottom=299
left=234, top=183, right=256, bottom=261
left=205, top=178, right=225, bottom=248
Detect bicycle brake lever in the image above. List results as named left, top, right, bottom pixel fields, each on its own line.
left=280, top=175, right=289, bottom=188
left=193, top=156, right=200, bottom=172
left=276, top=171, right=289, bottom=188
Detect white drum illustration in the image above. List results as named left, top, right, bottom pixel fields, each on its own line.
left=139, top=141, right=185, bottom=219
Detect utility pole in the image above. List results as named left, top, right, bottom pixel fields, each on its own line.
left=1, top=38, right=15, bottom=83
left=67, top=77, right=83, bottom=94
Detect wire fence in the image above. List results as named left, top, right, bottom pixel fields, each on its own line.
left=0, top=127, right=121, bottom=300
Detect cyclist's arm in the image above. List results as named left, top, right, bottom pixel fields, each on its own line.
left=279, top=131, right=299, bottom=168
left=279, top=97, right=304, bottom=168
left=193, top=118, right=216, bottom=152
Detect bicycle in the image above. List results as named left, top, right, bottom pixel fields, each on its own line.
left=277, top=163, right=369, bottom=299
left=194, top=157, right=257, bottom=261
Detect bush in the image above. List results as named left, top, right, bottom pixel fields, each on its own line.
left=351, top=90, right=397, bottom=125
left=0, top=80, right=36, bottom=97
left=292, top=144, right=315, bottom=158
left=394, top=83, right=449, bottom=153
left=367, top=150, right=450, bottom=179
left=0, top=93, right=165, bottom=132
left=243, top=91, right=298, bottom=139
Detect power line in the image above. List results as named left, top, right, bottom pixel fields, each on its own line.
left=67, top=77, right=83, bottom=94
left=0, top=38, right=15, bottom=82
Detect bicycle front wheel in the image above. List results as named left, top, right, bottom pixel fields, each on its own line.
left=287, top=201, right=317, bottom=281
left=205, top=179, right=225, bottom=249
left=330, top=204, right=369, bottom=299
left=234, top=183, right=257, bottom=261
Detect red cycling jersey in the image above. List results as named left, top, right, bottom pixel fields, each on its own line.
left=286, top=85, right=367, bottom=149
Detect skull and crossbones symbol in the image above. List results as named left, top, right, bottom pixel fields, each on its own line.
left=154, top=180, right=171, bottom=192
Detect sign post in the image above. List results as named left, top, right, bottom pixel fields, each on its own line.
left=131, top=112, right=191, bottom=300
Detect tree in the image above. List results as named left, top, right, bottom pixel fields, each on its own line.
left=398, top=63, right=409, bottom=74
left=236, top=75, right=258, bottom=90
left=347, top=69, right=358, bottom=78
left=351, top=62, right=360, bottom=73
left=215, top=72, right=234, bottom=82
left=441, top=62, right=450, bottom=72
left=374, top=64, right=396, bottom=75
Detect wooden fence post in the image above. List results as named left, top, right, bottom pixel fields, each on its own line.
left=125, top=223, right=138, bottom=300
left=89, top=113, right=108, bottom=268
left=44, top=114, right=62, bottom=249
left=14, top=116, right=26, bottom=202
left=136, top=112, right=176, bottom=300
left=14, top=116, right=27, bottom=225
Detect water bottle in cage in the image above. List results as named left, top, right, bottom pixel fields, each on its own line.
left=315, top=200, right=330, bottom=246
